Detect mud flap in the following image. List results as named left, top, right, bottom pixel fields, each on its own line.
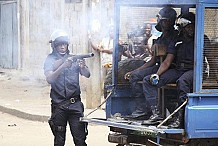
left=108, top=133, right=129, bottom=145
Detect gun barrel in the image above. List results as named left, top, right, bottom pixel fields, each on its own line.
left=81, top=53, right=94, bottom=58
left=68, top=53, right=94, bottom=61
left=75, top=53, right=94, bottom=59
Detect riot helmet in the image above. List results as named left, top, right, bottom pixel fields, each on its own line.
left=155, top=6, right=177, bottom=32
left=49, top=30, right=70, bottom=49
left=176, top=12, right=195, bottom=37
left=177, top=12, right=195, bottom=29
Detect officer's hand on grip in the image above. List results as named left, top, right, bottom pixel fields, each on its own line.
left=78, top=59, right=87, bottom=68
left=150, top=74, right=159, bottom=85
left=63, top=59, right=72, bottom=68
left=53, top=59, right=71, bottom=71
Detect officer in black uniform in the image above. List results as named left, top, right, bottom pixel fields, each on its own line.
left=124, top=6, right=178, bottom=119
left=44, top=30, right=89, bottom=146
left=168, top=12, right=197, bottom=128
left=142, top=12, right=196, bottom=125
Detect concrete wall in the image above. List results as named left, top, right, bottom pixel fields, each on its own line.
left=3, top=0, right=162, bottom=108
left=19, top=0, right=90, bottom=78
left=17, top=0, right=115, bottom=108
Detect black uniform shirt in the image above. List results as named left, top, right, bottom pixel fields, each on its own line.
left=154, top=29, right=178, bottom=63
left=175, top=37, right=194, bottom=70
left=44, top=52, right=81, bottom=104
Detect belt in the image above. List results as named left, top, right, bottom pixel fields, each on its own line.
left=177, top=63, right=193, bottom=69
left=68, top=95, right=81, bottom=104
left=51, top=95, right=81, bottom=106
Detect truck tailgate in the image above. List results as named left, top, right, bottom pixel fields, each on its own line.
left=81, top=117, right=184, bottom=135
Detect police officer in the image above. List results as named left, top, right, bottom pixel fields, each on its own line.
left=44, top=30, right=89, bottom=146
left=168, top=12, right=197, bottom=128
left=141, top=12, right=196, bottom=125
left=124, top=6, right=178, bottom=119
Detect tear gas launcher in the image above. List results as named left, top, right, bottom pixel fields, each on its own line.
left=53, top=53, right=94, bottom=71
left=67, top=53, right=94, bottom=61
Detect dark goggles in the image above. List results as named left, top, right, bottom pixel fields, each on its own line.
left=156, top=14, right=170, bottom=23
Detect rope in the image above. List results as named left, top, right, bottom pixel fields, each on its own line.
left=84, top=87, right=114, bottom=117
left=157, top=99, right=188, bottom=128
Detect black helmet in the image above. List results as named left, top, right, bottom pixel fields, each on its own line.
left=177, top=12, right=195, bottom=28
left=177, top=12, right=195, bottom=37
left=49, top=30, right=69, bottom=48
left=155, top=6, right=177, bottom=32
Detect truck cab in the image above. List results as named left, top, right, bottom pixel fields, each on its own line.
left=82, top=0, right=218, bottom=145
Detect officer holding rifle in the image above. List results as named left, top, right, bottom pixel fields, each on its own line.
left=44, top=30, right=91, bottom=146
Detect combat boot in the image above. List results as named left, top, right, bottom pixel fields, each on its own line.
left=141, top=106, right=163, bottom=125
left=168, top=108, right=184, bottom=129
left=124, top=108, right=152, bottom=120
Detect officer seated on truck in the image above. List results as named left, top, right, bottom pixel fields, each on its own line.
left=124, top=6, right=178, bottom=119
left=141, top=12, right=196, bottom=126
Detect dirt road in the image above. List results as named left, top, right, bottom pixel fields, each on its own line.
left=0, top=112, right=114, bottom=146
left=0, top=70, right=114, bottom=146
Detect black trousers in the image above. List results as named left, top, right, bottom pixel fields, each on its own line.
left=51, top=100, right=88, bottom=146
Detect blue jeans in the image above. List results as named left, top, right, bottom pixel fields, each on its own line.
left=129, top=65, right=159, bottom=112
left=143, top=69, right=192, bottom=107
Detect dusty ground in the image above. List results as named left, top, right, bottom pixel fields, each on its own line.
left=0, top=112, right=114, bottom=146
left=0, top=69, right=114, bottom=146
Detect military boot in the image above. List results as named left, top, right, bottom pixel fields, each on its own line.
left=168, top=108, right=184, bottom=129
left=141, top=106, right=163, bottom=125
left=124, top=106, right=152, bottom=120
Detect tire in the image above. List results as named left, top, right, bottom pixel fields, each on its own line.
left=185, top=139, right=218, bottom=146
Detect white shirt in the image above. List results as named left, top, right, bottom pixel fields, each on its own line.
left=100, top=37, right=113, bottom=66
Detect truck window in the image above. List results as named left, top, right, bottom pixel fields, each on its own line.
left=203, top=7, right=218, bottom=89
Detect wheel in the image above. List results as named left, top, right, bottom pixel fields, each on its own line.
left=185, top=138, right=218, bottom=146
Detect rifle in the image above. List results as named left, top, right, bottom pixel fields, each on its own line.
left=67, top=53, right=94, bottom=61
left=53, top=53, right=94, bottom=71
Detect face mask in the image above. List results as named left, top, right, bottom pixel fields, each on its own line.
left=183, top=24, right=195, bottom=38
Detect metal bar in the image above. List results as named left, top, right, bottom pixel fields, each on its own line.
left=157, top=133, right=160, bottom=144
left=187, top=93, right=218, bottom=97
left=112, top=0, right=120, bottom=86
left=194, top=3, right=204, bottom=92
left=117, top=0, right=198, bottom=6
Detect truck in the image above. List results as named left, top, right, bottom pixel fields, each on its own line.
left=82, top=0, right=218, bottom=145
